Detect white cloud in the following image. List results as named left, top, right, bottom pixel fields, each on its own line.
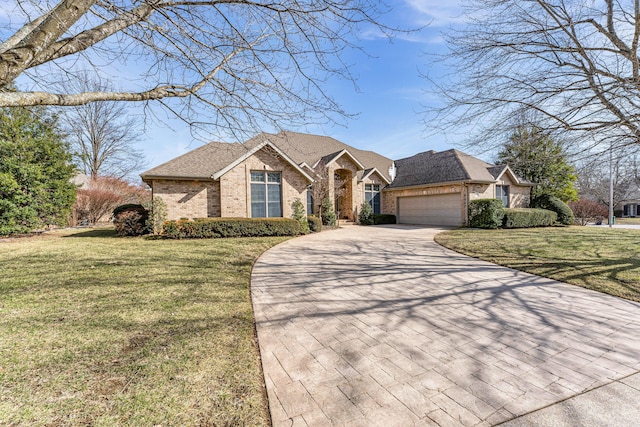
left=404, top=0, right=465, bottom=27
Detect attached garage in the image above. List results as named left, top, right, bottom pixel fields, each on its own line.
left=397, top=194, right=463, bottom=226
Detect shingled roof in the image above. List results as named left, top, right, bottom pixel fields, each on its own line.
left=141, top=141, right=250, bottom=181
left=386, top=149, right=530, bottom=189
left=141, top=131, right=394, bottom=182
left=244, top=132, right=393, bottom=181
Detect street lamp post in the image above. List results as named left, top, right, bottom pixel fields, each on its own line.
left=609, top=147, right=614, bottom=228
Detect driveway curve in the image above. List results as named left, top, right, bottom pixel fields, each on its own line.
left=251, top=225, right=640, bottom=426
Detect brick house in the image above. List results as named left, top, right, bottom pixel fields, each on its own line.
left=141, top=132, right=393, bottom=221
left=141, top=132, right=533, bottom=226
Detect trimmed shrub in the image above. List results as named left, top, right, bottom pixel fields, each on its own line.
left=291, top=198, right=310, bottom=234
left=531, top=195, right=574, bottom=225
left=502, top=208, right=557, bottom=228
left=113, top=203, right=146, bottom=218
left=373, top=214, right=396, bottom=225
left=359, top=202, right=374, bottom=225
left=320, top=198, right=336, bottom=226
left=162, top=217, right=300, bottom=239
left=113, top=206, right=149, bottom=236
left=468, top=199, right=505, bottom=229
left=307, top=215, right=322, bottom=232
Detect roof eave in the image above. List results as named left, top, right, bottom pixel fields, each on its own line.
left=359, top=167, right=391, bottom=185
left=212, top=140, right=314, bottom=182
left=141, top=174, right=216, bottom=184
left=324, top=148, right=366, bottom=170
left=384, top=180, right=473, bottom=191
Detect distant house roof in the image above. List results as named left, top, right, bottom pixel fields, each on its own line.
left=71, top=173, right=91, bottom=188
left=141, top=131, right=394, bottom=182
left=386, top=149, right=532, bottom=189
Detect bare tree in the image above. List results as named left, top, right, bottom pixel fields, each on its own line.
left=428, top=1, right=640, bottom=153
left=576, top=150, right=640, bottom=211
left=0, top=1, right=398, bottom=136
left=60, top=73, right=147, bottom=179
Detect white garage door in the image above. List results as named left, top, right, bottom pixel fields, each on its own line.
left=397, top=194, right=463, bottom=226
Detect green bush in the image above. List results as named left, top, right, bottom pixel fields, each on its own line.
left=531, top=195, right=574, bottom=225
left=359, top=202, right=374, bottom=225
left=113, top=206, right=149, bottom=236
left=320, top=198, right=336, bottom=226
left=162, top=217, right=300, bottom=239
left=291, top=198, right=310, bottom=234
left=373, top=214, right=396, bottom=225
left=468, top=199, right=505, bottom=229
left=502, top=208, right=557, bottom=228
left=307, top=215, right=322, bottom=232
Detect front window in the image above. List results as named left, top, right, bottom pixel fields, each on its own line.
left=251, top=171, right=282, bottom=217
left=496, top=185, right=509, bottom=207
left=307, top=188, right=314, bottom=215
left=365, top=183, right=381, bottom=214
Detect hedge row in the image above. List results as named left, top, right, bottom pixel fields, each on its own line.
left=307, top=215, right=322, bottom=232
left=531, top=195, right=574, bottom=225
left=468, top=199, right=561, bottom=229
left=468, top=199, right=505, bottom=229
left=373, top=214, right=396, bottom=225
left=162, top=217, right=301, bottom=239
left=502, top=208, right=558, bottom=228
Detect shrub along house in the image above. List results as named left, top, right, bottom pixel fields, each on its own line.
left=141, top=132, right=534, bottom=227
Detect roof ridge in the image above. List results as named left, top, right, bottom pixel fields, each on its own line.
left=451, top=150, right=472, bottom=181
left=396, top=149, right=436, bottom=163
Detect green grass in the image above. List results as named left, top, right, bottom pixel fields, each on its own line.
left=615, top=217, right=640, bottom=225
left=435, top=227, right=640, bottom=302
left=0, top=228, right=290, bottom=426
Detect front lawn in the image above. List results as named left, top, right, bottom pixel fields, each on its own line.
left=435, top=227, right=640, bottom=302
left=0, top=228, right=290, bottom=426
left=616, top=217, right=640, bottom=225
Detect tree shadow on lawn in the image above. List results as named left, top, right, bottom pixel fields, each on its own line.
left=506, top=248, right=640, bottom=301
left=63, top=229, right=119, bottom=238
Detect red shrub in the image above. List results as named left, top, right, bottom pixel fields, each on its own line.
left=569, top=199, right=608, bottom=226
left=71, top=176, right=150, bottom=225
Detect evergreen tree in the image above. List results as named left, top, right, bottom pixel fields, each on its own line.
left=0, top=107, right=76, bottom=234
left=497, top=126, right=578, bottom=202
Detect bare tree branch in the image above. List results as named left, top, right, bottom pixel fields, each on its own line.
left=427, top=0, right=640, bottom=153
left=0, top=0, right=403, bottom=137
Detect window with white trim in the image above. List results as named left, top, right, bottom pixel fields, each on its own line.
left=250, top=171, right=282, bottom=217
left=365, top=183, right=381, bottom=214
left=496, top=185, right=509, bottom=207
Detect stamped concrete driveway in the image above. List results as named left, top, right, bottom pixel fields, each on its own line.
left=251, top=225, right=640, bottom=426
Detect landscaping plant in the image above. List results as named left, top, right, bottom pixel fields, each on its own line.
left=358, top=202, right=374, bottom=225
left=290, top=198, right=310, bottom=234
left=531, top=194, right=574, bottom=225
left=468, top=199, right=505, bottom=229
left=569, top=199, right=608, bottom=226
left=320, top=197, right=337, bottom=226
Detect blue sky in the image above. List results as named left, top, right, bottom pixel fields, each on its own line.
left=1, top=1, right=471, bottom=177
left=136, top=1, right=472, bottom=176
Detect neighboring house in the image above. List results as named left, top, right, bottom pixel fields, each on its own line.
left=71, top=173, right=91, bottom=189
left=621, top=187, right=640, bottom=217
left=383, top=149, right=534, bottom=226
left=141, top=132, right=534, bottom=227
left=141, top=132, right=393, bottom=222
